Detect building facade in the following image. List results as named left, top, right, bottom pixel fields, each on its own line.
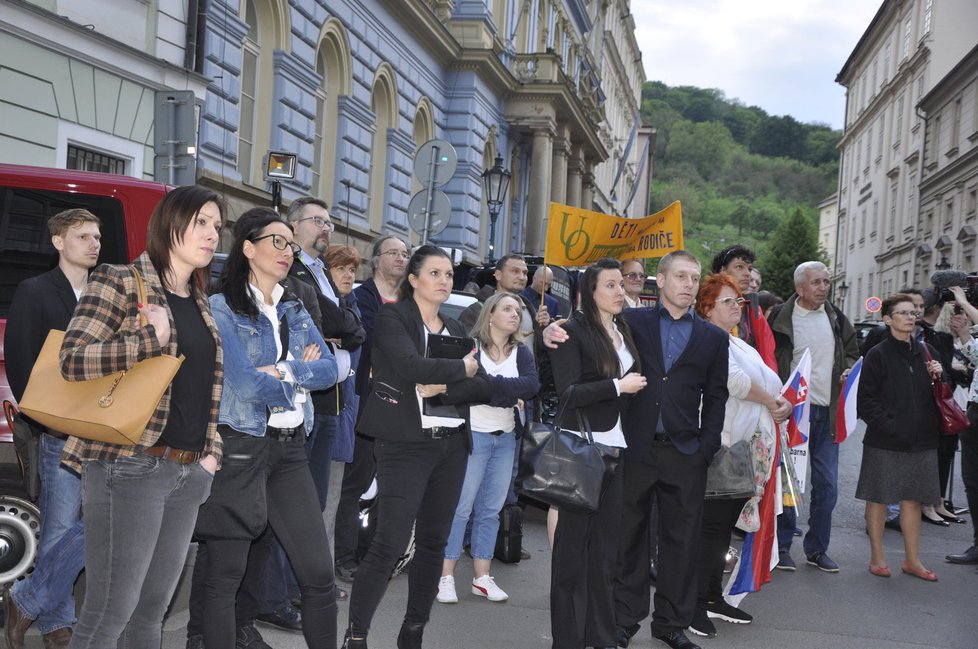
left=918, top=44, right=978, bottom=279
left=1, top=0, right=649, bottom=268
left=834, top=0, right=978, bottom=321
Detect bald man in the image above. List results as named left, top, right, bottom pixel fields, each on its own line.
left=523, top=265, right=559, bottom=326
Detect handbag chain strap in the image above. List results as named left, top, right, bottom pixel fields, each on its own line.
left=98, top=267, right=149, bottom=408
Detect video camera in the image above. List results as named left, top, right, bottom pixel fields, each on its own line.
left=931, top=269, right=978, bottom=306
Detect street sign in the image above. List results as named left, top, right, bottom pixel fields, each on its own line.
left=407, top=189, right=452, bottom=238
left=414, top=139, right=457, bottom=186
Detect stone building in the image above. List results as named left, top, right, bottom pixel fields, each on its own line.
left=834, top=0, right=978, bottom=321
left=0, top=0, right=649, bottom=267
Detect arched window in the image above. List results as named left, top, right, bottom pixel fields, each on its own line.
left=412, top=98, right=435, bottom=196
left=313, top=20, right=352, bottom=205
left=238, top=0, right=287, bottom=187
left=369, top=65, right=398, bottom=231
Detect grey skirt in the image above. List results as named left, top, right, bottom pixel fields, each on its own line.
left=855, top=445, right=940, bottom=505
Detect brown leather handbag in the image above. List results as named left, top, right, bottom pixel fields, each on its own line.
left=18, top=268, right=184, bottom=446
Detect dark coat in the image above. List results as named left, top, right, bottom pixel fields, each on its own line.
left=353, top=276, right=385, bottom=400
left=5, top=267, right=78, bottom=403
left=355, top=298, right=492, bottom=448
left=287, top=256, right=365, bottom=415
left=858, top=333, right=940, bottom=452
left=548, top=314, right=635, bottom=433
left=621, top=307, right=729, bottom=462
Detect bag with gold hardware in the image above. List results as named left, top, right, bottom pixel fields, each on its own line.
left=18, top=268, right=184, bottom=446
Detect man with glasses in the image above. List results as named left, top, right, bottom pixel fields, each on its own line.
left=256, top=197, right=365, bottom=631
left=622, top=259, right=648, bottom=308
left=768, top=261, right=859, bottom=573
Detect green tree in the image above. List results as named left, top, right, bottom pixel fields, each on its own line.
left=758, top=208, right=826, bottom=298
left=667, top=120, right=736, bottom=180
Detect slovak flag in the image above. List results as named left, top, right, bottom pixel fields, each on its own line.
left=781, top=349, right=812, bottom=447
left=835, top=357, right=863, bottom=444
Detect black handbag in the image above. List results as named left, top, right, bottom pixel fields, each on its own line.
left=704, top=438, right=756, bottom=499
left=516, top=386, right=620, bottom=515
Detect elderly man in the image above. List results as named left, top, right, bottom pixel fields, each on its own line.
left=768, top=261, right=859, bottom=573
left=523, top=265, right=560, bottom=325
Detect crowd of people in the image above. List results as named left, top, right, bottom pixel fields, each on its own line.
left=3, top=189, right=976, bottom=649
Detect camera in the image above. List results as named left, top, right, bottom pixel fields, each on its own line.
left=931, top=269, right=978, bottom=306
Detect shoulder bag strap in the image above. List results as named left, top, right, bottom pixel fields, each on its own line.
left=131, top=266, right=149, bottom=328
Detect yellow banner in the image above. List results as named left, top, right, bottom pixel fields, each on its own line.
left=544, top=201, right=684, bottom=266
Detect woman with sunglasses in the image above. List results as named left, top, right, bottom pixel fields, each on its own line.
left=688, top=274, right=789, bottom=638
left=198, top=207, right=339, bottom=648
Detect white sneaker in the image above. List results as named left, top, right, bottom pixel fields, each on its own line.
left=436, top=575, right=458, bottom=604
left=471, top=575, right=508, bottom=602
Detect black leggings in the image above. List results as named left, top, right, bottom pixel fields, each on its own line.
left=200, top=434, right=336, bottom=648
left=347, top=434, right=467, bottom=637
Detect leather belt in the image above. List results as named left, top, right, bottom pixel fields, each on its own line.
left=144, top=445, right=201, bottom=464
left=422, top=425, right=464, bottom=439
left=652, top=433, right=671, bottom=442
left=267, top=425, right=304, bottom=441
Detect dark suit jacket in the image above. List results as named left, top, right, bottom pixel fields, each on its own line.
left=548, top=314, right=636, bottom=433
left=288, top=256, right=366, bottom=415
left=622, top=307, right=729, bottom=462
left=353, top=276, right=385, bottom=400
left=5, top=267, right=78, bottom=403
left=356, top=299, right=492, bottom=448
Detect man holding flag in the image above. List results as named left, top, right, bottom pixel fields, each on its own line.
left=768, top=261, right=859, bottom=572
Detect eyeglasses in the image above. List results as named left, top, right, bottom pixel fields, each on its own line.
left=717, top=296, right=746, bottom=308
left=295, top=216, right=333, bottom=231
left=889, top=310, right=920, bottom=318
left=251, top=234, right=301, bottom=255
left=378, top=249, right=410, bottom=261
left=623, top=272, right=646, bottom=281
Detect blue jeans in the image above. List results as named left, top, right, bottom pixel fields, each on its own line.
left=778, top=405, right=839, bottom=556
left=445, top=431, right=517, bottom=561
left=260, top=414, right=336, bottom=611
left=11, top=433, right=84, bottom=633
left=70, top=455, right=213, bottom=649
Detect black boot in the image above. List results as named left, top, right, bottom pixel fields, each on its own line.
left=396, top=622, right=425, bottom=649
left=341, top=629, right=368, bottom=649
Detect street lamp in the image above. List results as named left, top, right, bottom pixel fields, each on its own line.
left=936, top=255, right=952, bottom=270
left=837, top=280, right=849, bottom=299
left=481, top=155, right=511, bottom=265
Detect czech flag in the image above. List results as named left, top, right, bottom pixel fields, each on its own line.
left=835, top=357, right=863, bottom=444
left=781, top=349, right=812, bottom=447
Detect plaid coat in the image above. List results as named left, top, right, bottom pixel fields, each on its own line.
left=58, top=252, right=223, bottom=472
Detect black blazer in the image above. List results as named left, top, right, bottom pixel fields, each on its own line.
left=356, top=299, right=492, bottom=448
left=622, top=307, right=729, bottom=462
left=548, top=314, right=635, bottom=433
left=5, top=267, right=78, bottom=403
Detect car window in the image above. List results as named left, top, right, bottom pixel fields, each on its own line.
left=0, top=187, right=128, bottom=317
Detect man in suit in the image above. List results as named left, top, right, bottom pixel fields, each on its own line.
left=3, top=208, right=102, bottom=649
left=258, top=197, right=365, bottom=628
left=546, top=251, right=728, bottom=649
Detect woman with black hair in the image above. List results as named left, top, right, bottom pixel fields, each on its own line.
left=547, top=257, right=647, bottom=649
left=200, top=207, right=339, bottom=648
left=344, top=245, right=492, bottom=649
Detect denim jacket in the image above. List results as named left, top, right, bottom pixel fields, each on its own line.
left=210, top=293, right=338, bottom=437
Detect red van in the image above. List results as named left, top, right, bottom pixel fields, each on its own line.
left=0, top=164, right=170, bottom=442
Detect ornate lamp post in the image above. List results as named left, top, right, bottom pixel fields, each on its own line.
left=481, top=155, right=511, bottom=265
left=936, top=255, right=952, bottom=271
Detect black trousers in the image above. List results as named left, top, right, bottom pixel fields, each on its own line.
left=348, top=434, right=467, bottom=636
left=198, top=433, right=336, bottom=649
left=695, top=497, right=748, bottom=609
left=615, top=440, right=708, bottom=636
left=550, top=461, right=623, bottom=649
left=334, top=434, right=376, bottom=567
left=187, top=527, right=273, bottom=636
left=963, top=407, right=978, bottom=545
left=937, top=433, right=959, bottom=500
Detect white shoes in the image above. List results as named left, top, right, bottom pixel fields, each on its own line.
left=436, top=575, right=458, bottom=603
left=471, top=575, right=508, bottom=602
